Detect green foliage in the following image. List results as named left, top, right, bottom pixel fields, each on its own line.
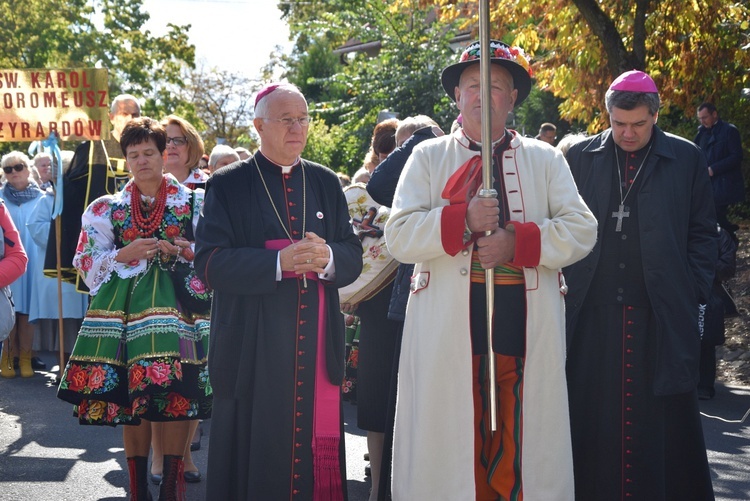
left=303, top=117, right=360, bottom=175
left=515, top=87, right=563, bottom=138
left=0, top=0, right=194, bottom=99
left=281, top=1, right=460, bottom=170
left=286, top=38, right=342, bottom=104
left=0, top=0, right=275, bottom=156
left=0, top=0, right=93, bottom=69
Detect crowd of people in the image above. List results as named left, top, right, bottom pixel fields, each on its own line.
left=0, top=95, right=253, bottom=500
left=0, top=36, right=744, bottom=501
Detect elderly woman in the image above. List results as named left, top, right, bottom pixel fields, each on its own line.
left=162, top=115, right=209, bottom=190
left=28, top=151, right=89, bottom=357
left=208, top=144, right=240, bottom=175
left=32, top=152, right=54, bottom=190
left=0, top=152, right=44, bottom=378
left=57, top=117, right=212, bottom=500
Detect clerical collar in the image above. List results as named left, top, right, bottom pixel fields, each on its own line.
left=463, top=129, right=510, bottom=152
left=258, top=152, right=301, bottom=174
left=614, top=137, right=654, bottom=163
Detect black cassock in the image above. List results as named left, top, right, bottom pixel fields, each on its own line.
left=565, top=139, right=715, bottom=501
left=195, top=153, right=362, bottom=500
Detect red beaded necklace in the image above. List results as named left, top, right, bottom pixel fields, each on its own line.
left=131, top=178, right=168, bottom=238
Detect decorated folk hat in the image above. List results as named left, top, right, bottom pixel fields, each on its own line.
left=441, top=40, right=533, bottom=105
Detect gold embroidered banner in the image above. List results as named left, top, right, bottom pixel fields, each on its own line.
left=0, top=68, right=110, bottom=142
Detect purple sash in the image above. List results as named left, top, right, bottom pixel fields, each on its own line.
left=265, top=239, right=343, bottom=499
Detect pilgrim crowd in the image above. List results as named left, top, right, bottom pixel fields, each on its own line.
left=0, top=37, right=744, bottom=501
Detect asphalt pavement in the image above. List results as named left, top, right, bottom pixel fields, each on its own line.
left=0, top=350, right=747, bottom=500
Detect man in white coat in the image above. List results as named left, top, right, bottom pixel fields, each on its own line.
left=385, top=40, right=598, bottom=500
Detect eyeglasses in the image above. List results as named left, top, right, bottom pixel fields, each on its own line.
left=2, top=164, right=25, bottom=174
left=260, top=116, right=311, bottom=128
left=166, top=136, right=188, bottom=146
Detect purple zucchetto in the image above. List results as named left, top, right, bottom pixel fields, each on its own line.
left=254, top=83, right=281, bottom=107
left=608, top=70, right=658, bottom=93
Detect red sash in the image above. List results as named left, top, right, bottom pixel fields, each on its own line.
left=441, top=155, right=484, bottom=204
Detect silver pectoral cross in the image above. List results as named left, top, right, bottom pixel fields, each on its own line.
left=611, top=204, right=629, bottom=232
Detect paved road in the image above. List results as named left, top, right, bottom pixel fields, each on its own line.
left=0, top=351, right=747, bottom=500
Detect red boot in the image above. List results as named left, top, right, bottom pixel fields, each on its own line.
left=158, top=454, right=185, bottom=501
left=127, top=456, right=153, bottom=501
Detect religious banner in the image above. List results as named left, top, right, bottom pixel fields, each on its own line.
left=0, top=68, right=109, bottom=142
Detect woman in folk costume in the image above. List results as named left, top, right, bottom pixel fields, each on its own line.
left=57, top=117, right=212, bottom=501
left=385, top=40, right=597, bottom=500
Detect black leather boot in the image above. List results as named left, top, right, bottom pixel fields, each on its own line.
left=158, top=454, right=184, bottom=501
left=127, top=456, right=153, bottom=501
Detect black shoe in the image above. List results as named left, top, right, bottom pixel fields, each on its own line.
left=698, top=388, right=715, bottom=400
left=190, top=424, right=203, bottom=451
left=365, top=463, right=371, bottom=477
left=31, top=356, right=46, bottom=370
left=183, top=470, right=202, bottom=483
left=149, top=472, right=162, bottom=485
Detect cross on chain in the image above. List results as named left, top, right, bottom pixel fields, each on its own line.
left=611, top=203, right=629, bottom=232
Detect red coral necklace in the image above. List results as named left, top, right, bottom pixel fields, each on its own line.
left=131, top=178, right=168, bottom=238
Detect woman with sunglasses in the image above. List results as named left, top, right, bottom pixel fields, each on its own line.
left=0, top=152, right=44, bottom=378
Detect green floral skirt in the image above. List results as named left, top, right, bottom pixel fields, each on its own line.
left=57, top=264, right=212, bottom=426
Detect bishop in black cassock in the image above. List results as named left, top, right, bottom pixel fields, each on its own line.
left=563, top=71, right=717, bottom=500
left=195, top=83, right=361, bottom=500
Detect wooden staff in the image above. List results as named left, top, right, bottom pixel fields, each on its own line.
left=55, top=213, right=64, bottom=377
left=478, top=0, right=498, bottom=433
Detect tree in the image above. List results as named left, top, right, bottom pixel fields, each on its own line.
left=281, top=0, right=461, bottom=174
left=303, top=117, right=361, bottom=173
left=184, top=66, right=259, bottom=151
left=434, top=0, right=750, bottom=132
left=140, top=65, right=261, bottom=152
left=0, top=0, right=194, bottom=99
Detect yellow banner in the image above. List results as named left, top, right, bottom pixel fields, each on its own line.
left=0, top=68, right=110, bottom=142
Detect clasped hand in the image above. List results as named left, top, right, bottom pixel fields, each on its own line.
left=279, top=231, right=329, bottom=275
left=466, top=194, right=515, bottom=269
left=116, top=237, right=192, bottom=263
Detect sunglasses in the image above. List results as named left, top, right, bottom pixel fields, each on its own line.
left=2, top=164, right=25, bottom=174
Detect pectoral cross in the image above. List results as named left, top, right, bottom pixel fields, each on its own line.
left=611, top=204, right=629, bottom=232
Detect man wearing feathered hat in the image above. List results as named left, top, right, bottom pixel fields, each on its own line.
left=384, top=40, right=597, bottom=500
left=563, top=70, right=716, bottom=500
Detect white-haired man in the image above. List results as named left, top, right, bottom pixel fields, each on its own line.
left=195, top=82, right=362, bottom=500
